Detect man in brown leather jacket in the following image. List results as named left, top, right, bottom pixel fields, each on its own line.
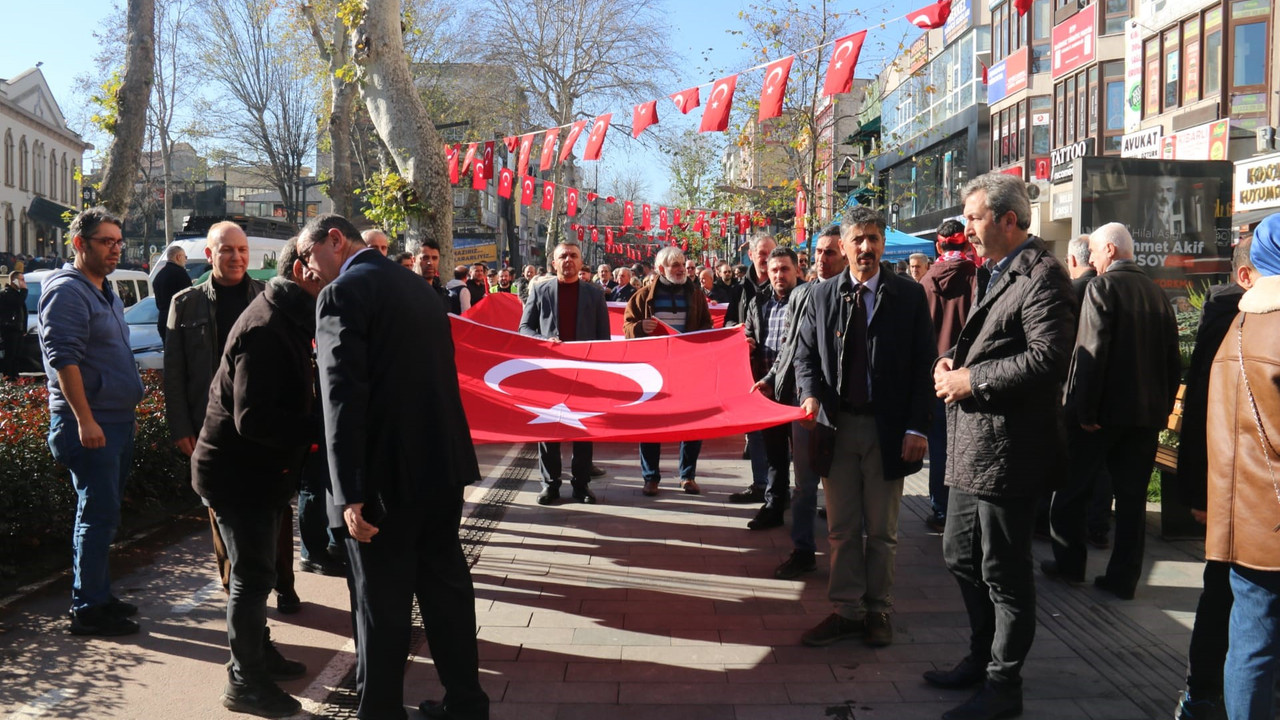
left=1206, top=212, right=1280, bottom=720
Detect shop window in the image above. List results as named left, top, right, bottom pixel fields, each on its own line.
left=1183, top=17, right=1201, bottom=103
left=1144, top=38, right=1162, bottom=117
left=1163, top=29, right=1181, bottom=110
left=1229, top=0, right=1269, bottom=91
left=1032, top=96, right=1051, bottom=155
left=1103, top=61, right=1125, bottom=152
left=1103, top=0, right=1131, bottom=34
left=1204, top=7, right=1222, bottom=96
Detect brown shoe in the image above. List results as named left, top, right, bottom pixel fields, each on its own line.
left=800, top=613, right=864, bottom=646
left=642, top=481, right=660, bottom=496
left=864, top=611, right=893, bottom=646
left=680, top=479, right=701, bottom=495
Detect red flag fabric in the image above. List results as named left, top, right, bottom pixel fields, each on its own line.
left=591, top=227, right=599, bottom=243
left=482, top=141, right=495, bottom=179
left=606, top=227, right=615, bottom=245
left=659, top=206, right=669, bottom=230
left=559, top=120, right=588, bottom=164
left=719, top=215, right=728, bottom=237
left=497, top=168, right=515, bottom=198
left=737, top=212, right=750, bottom=234
left=674, top=208, right=682, bottom=226
left=462, top=292, right=523, bottom=330
left=503, top=136, right=518, bottom=153
left=472, top=153, right=487, bottom=190
left=907, top=0, right=953, bottom=29
left=823, top=31, right=867, bottom=96
left=670, top=87, right=700, bottom=114
left=540, top=181, right=556, bottom=210
left=583, top=113, right=612, bottom=161
left=795, top=186, right=808, bottom=229
left=696, top=211, right=707, bottom=231
left=539, top=127, right=560, bottom=172
left=461, top=143, right=477, bottom=175
left=759, top=56, right=794, bottom=122
left=587, top=191, right=598, bottom=202
left=641, top=204, right=651, bottom=230
left=980, top=61, right=989, bottom=85
left=577, top=226, right=585, bottom=242
left=517, top=134, right=535, bottom=176
left=445, top=144, right=459, bottom=184
left=699, top=74, right=739, bottom=133
left=566, top=187, right=580, bottom=216
left=632, top=100, right=659, bottom=138
left=1014, top=0, right=1032, bottom=15
left=623, top=201, right=634, bottom=228
left=520, top=175, right=536, bottom=206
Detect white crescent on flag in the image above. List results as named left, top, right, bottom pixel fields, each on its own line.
left=831, top=39, right=854, bottom=69
left=711, top=81, right=730, bottom=108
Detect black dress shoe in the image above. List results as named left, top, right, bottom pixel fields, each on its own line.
left=1040, top=560, right=1084, bottom=584
left=222, top=681, right=301, bottom=718
left=572, top=486, right=597, bottom=504
left=774, top=550, right=817, bottom=579
left=923, top=656, right=988, bottom=690
left=729, top=485, right=765, bottom=503
left=1086, top=531, right=1110, bottom=549
left=942, top=682, right=1023, bottom=720
left=299, top=558, right=347, bottom=577
left=105, top=596, right=138, bottom=618
left=276, top=590, right=301, bottom=615
left=1094, top=574, right=1136, bottom=600
left=69, top=607, right=140, bottom=637
left=747, top=505, right=784, bottom=530
left=418, top=699, right=488, bottom=720
left=925, top=513, right=947, bottom=533
left=589, top=464, right=607, bottom=478
left=262, top=628, right=307, bottom=681
left=537, top=487, right=560, bottom=505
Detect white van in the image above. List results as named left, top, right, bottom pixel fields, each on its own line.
left=12, top=268, right=154, bottom=373
left=160, top=236, right=288, bottom=281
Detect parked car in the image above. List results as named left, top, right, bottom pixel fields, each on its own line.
left=123, top=296, right=165, bottom=370
left=18, top=268, right=154, bottom=374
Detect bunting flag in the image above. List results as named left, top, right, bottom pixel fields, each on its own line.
left=623, top=201, right=634, bottom=228
left=606, top=227, right=615, bottom=245
left=482, top=141, right=495, bottom=179
left=541, top=181, right=556, bottom=210
left=737, top=212, right=750, bottom=234
left=1014, top=0, right=1032, bottom=15
left=503, top=136, right=518, bottom=153
left=696, top=211, right=707, bottom=231
left=670, top=87, right=700, bottom=114
left=587, top=191, right=598, bottom=202
left=907, top=0, right=953, bottom=29
left=497, top=168, right=514, bottom=198
left=659, top=206, right=669, bottom=230
left=566, top=187, right=580, bottom=216
left=520, top=175, right=535, bottom=205
left=583, top=113, right=612, bottom=161
left=445, top=144, right=459, bottom=184
left=539, top=128, right=560, bottom=172
left=980, top=61, right=989, bottom=85
left=823, top=30, right=867, bottom=96
left=577, top=226, right=586, bottom=242
left=591, top=227, right=599, bottom=243
left=461, top=143, right=477, bottom=175
left=472, top=153, right=487, bottom=190
left=699, top=75, right=738, bottom=133
left=759, top=56, right=794, bottom=122
left=719, top=215, right=728, bottom=237
left=559, top=120, right=588, bottom=164
left=795, top=186, right=808, bottom=245
left=641, top=204, right=651, bottom=230
left=674, top=208, right=682, bottom=226
left=517, top=134, right=535, bottom=176
left=632, top=100, right=659, bottom=138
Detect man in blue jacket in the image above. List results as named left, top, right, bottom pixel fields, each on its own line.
left=39, top=207, right=146, bottom=637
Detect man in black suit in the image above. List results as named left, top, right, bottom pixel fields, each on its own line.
left=794, top=206, right=935, bottom=649
left=519, top=241, right=611, bottom=506
left=151, top=244, right=191, bottom=342
left=302, top=215, right=488, bottom=720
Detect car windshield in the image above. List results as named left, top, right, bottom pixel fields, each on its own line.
left=124, top=296, right=159, bottom=325
left=23, top=281, right=41, bottom=313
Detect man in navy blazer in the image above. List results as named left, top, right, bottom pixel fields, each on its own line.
left=519, top=242, right=611, bottom=505
left=794, top=206, right=936, bottom=650
left=302, top=215, right=488, bottom=720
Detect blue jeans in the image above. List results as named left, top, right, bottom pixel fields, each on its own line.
left=639, top=441, right=702, bottom=483
left=48, top=414, right=135, bottom=613
left=790, top=421, right=820, bottom=553
left=1225, top=565, right=1280, bottom=720
left=927, top=397, right=949, bottom=517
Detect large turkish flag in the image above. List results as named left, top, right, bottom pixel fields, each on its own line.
left=462, top=292, right=523, bottom=329
left=451, top=316, right=806, bottom=444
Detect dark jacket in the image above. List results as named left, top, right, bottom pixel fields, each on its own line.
left=1071, top=267, right=1097, bottom=307
left=794, top=264, right=936, bottom=480
left=921, top=258, right=979, bottom=359
left=519, top=278, right=611, bottom=341
left=758, top=281, right=817, bottom=406
left=942, top=237, right=1077, bottom=498
left=710, top=279, right=737, bottom=305
left=0, top=284, right=28, bottom=331
left=1065, top=261, right=1181, bottom=428
left=152, top=261, right=192, bottom=341
left=317, top=250, right=480, bottom=522
left=622, top=280, right=713, bottom=337
left=1177, top=282, right=1243, bottom=510
left=726, top=265, right=765, bottom=326
left=611, top=283, right=638, bottom=303
left=164, top=277, right=265, bottom=440
left=191, top=278, right=317, bottom=508
left=743, top=279, right=805, bottom=383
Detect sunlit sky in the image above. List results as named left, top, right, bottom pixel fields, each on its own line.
left=3, top=0, right=921, bottom=202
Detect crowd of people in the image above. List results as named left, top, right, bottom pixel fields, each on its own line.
left=29, top=169, right=1280, bottom=720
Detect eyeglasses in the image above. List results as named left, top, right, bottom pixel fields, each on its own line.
left=87, top=236, right=125, bottom=250
left=298, top=245, right=316, bottom=267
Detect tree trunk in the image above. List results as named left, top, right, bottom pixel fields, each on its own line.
left=160, top=126, right=174, bottom=245
left=328, top=81, right=358, bottom=218
left=354, top=0, right=452, bottom=263
left=98, top=0, right=155, bottom=216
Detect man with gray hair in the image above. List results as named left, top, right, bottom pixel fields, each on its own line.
left=1066, top=234, right=1095, bottom=304
left=929, top=172, right=1077, bottom=718
left=361, top=228, right=390, bottom=256
left=907, top=252, right=931, bottom=282
left=1044, top=222, right=1180, bottom=601
left=152, top=243, right=192, bottom=341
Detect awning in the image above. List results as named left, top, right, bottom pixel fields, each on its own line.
left=844, top=116, right=881, bottom=144
left=27, top=196, right=74, bottom=230
left=882, top=226, right=935, bottom=262
left=1234, top=207, right=1279, bottom=229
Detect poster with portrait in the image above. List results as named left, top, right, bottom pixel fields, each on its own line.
left=1073, top=158, right=1233, bottom=297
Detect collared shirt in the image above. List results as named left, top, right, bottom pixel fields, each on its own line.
left=340, top=246, right=377, bottom=275
left=985, top=236, right=1035, bottom=293
left=839, top=267, right=881, bottom=324
left=761, top=291, right=790, bottom=367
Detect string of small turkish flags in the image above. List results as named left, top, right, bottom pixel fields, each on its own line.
left=440, top=0, right=969, bottom=173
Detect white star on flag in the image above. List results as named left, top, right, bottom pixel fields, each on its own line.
left=516, top=403, right=603, bottom=430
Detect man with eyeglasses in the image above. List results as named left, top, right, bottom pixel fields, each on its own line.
left=38, top=207, right=146, bottom=636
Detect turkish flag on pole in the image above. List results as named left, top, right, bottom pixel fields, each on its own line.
left=659, top=206, right=669, bottom=230
left=566, top=187, right=580, bottom=216
left=719, top=215, right=728, bottom=237
left=641, top=204, right=651, bottom=230
left=539, top=128, right=560, bottom=172
left=1014, top=0, right=1032, bottom=15
left=445, top=144, right=459, bottom=184
left=673, top=208, right=682, bottom=227
left=482, top=141, right=495, bottom=179
left=540, top=181, right=556, bottom=210
left=577, top=226, right=585, bottom=242
left=737, top=212, right=750, bottom=235
left=497, top=168, right=514, bottom=198
left=583, top=113, right=612, bottom=161
left=472, top=154, right=487, bottom=190
left=559, top=120, right=587, bottom=164
left=823, top=30, right=867, bottom=96
left=503, top=136, right=518, bottom=153
left=517, top=134, right=536, bottom=176
left=623, top=201, right=634, bottom=228
left=590, top=227, right=599, bottom=243
left=907, top=0, right=953, bottom=29
left=632, top=100, right=659, bottom=138
left=696, top=211, right=707, bottom=231
left=758, top=56, right=794, bottom=122
left=461, top=143, right=477, bottom=175
left=699, top=75, right=738, bottom=133
left=520, top=175, right=536, bottom=206
left=606, top=227, right=615, bottom=245
left=795, top=186, right=808, bottom=227
left=670, top=87, right=700, bottom=114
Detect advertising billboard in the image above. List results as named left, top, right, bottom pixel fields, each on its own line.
left=454, top=236, right=499, bottom=265
left=1073, top=158, right=1234, bottom=295
left=986, top=46, right=1029, bottom=105
left=1052, top=4, right=1098, bottom=80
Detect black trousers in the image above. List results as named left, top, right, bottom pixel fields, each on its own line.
left=1185, top=560, right=1233, bottom=698
left=345, top=487, right=487, bottom=720
left=0, top=328, right=23, bottom=379
left=760, top=422, right=792, bottom=509
left=213, top=502, right=284, bottom=686
left=1051, top=424, right=1160, bottom=590
left=538, top=441, right=593, bottom=490
left=943, top=489, right=1038, bottom=687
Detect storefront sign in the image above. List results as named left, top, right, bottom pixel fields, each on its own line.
left=1234, top=152, right=1280, bottom=214
left=1123, top=20, right=1143, bottom=133
left=1052, top=5, right=1098, bottom=80
left=1052, top=187, right=1075, bottom=221
left=1051, top=138, right=1095, bottom=183
left=986, top=46, right=1029, bottom=105
left=1160, top=119, right=1230, bottom=161
left=1121, top=127, right=1163, bottom=158
left=454, top=237, right=499, bottom=264
left=943, top=0, right=972, bottom=45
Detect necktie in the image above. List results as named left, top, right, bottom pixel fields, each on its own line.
left=848, top=284, right=869, bottom=407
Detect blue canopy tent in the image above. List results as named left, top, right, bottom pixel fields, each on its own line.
left=881, top=227, right=935, bottom=263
